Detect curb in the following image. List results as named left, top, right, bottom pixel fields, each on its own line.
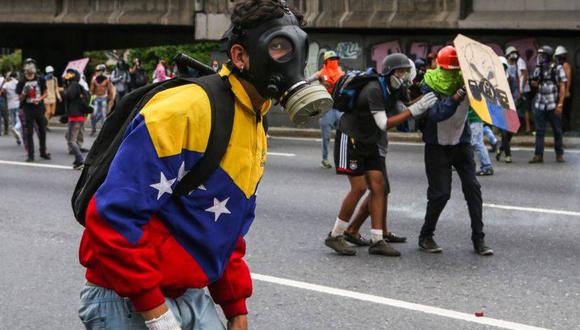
left=267, top=127, right=580, bottom=149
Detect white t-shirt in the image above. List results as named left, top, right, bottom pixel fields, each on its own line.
left=517, top=57, right=531, bottom=93
left=2, top=79, right=20, bottom=109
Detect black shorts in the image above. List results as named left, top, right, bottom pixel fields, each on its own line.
left=334, top=130, right=382, bottom=176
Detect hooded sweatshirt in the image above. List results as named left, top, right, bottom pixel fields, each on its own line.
left=420, top=68, right=471, bottom=145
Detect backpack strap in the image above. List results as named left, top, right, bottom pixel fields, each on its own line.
left=377, top=75, right=390, bottom=105
left=173, top=74, right=235, bottom=196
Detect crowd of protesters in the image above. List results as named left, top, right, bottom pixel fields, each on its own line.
left=315, top=43, right=574, bottom=175
left=0, top=55, right=176, bottom=168
left=316, top=43, right=574, bottom=258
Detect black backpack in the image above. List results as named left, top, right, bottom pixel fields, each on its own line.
left=79, top=85, right=93, bottom=115
left=332, top=68, right=389, bottom=113
left=71, top=73, right=235, bottom=226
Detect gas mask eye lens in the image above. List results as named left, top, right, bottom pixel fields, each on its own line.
left=268, top=36, right=293, bottom=61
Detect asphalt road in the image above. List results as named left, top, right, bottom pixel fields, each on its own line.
left=0, top=128, right=579, bottom=330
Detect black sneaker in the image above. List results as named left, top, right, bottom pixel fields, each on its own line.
left=419, top=236, right=443, bottom=253
left=368, top=240, right=401, bottom=257
left=25, top=156, right=34, bottom=162
left=325, top=233, right=356, bottom=256
left=40, top=153, right=51, bottom=160
left=473, top=239, right=493, bottom=256
left=73, top=161, right=85, bottom=170
left=383, top=232, right=407, bottom=243
left=476, top=168, right=494, bottom=176
left=344, top=232, right=371, bottom=246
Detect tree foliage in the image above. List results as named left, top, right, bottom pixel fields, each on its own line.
left=83, top=42, right=219, bottom=76
left=0, top=50, right=22, bottom=74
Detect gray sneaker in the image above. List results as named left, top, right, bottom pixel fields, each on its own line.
left=325, top=233, right=356, bottom=255
left=368, top=240, right=401, bottom=257
left=419, top=236, right=443, bottom=253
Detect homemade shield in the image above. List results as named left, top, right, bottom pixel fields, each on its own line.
left=62, top=58, right=90, bottom=77
left=454, top=34, right=520, bottom=133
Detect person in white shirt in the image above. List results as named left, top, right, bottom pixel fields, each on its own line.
left=0, top=72, right=22, bottom=144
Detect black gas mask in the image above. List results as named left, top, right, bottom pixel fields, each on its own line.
left=222, top=10, right=332, bottom=124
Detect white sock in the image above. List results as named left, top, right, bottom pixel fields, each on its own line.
left=371, top=229, right=383, bottom=243
left=331, top=218, right=349, bottom=237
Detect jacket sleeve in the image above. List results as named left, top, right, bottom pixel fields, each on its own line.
left=420, top=85, right=459, bottom=123
left=82, top=114, right=188, bottom=312
left=208, top=237, right=253, bottom=319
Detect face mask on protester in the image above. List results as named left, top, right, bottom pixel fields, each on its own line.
left=222, top=9, right=332, bottom=124
left=23, top=63, right=36, bottom=75
left=325, top=59, right=339, bottom=70
left=508, top=53, right=518, bottom=61
left=537, top=53, right=550, bottom=68
left=389, top=69, right=411, bottom=90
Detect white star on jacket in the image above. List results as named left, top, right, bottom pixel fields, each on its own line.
left=205, top=197, right=231, bottom=222
left=150, top=172, right=176, bottom=200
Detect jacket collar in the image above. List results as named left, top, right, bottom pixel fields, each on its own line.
left=219, top=65, right=271, bottom=117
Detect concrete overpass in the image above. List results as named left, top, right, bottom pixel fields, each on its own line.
left=1, top=0, right=579, bottom=129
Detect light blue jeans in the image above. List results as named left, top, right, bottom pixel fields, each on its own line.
left=91, top=96, right=108, bottom=131
left=470, top=122, right=492, bottom=171
left=79, top=284, right=225, bottom=330
left=319, top=108, right=342, bottom=161
left=482, top=125, right=497, bottom=146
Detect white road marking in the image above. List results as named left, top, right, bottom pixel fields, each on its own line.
left=484, top=203, right=580, bottom=217
left=251, top=273, right=548, bottom=330
left=0, top=160, right=73, bottom=170
left=267, top=152, right=296, bottom=157
left=269, top=136, right=580, bottom=153
left=269, top=136, right=322, bottom=142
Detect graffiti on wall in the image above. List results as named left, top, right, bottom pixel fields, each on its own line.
left=306, top=40, right=364, bottom=76
left=336, top=41, right=362, bottom=59
left=307, top=38, right=546, bottom=78
left=370, top=38, right=542, bottom=72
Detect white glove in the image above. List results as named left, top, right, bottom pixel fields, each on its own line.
left=144, top=309, right=182, bottom=330
left=408, top=92, right=438, bottom=117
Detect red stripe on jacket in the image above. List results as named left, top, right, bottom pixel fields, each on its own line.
left=79, top=197, right=252, bottom=318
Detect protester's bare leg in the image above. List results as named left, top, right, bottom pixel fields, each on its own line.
left=365, top=170, right=385, bottom=232
left=525, top=111, right=532, bottom=133
left=383, top=194, right=389, bottom=233
left=337, top=175, right=367, bottom=223
left=345, top=192, right=370, bottom=235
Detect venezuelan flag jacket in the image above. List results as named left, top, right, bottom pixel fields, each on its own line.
left=79, top=67, right=270, bottom=318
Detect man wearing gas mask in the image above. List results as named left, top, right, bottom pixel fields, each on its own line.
left=529, top=45, right=567, bottom=164
left=77, top=1, right=330, bottom=330
left=15, top=58, right=51, bottom=162
left=326, top=53, right=437, bottom=257
left=416, top=46, right=493, bottom=256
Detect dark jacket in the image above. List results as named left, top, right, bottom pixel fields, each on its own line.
left=420, top=84, right=471, bottom=145
left=64, top=77, right=85, bottom=117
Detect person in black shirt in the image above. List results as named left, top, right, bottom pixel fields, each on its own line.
left=15, top=58, right=50, bottom=162
left=325, top=53, right=437, bottom=257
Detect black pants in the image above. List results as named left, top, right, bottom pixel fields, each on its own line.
left=499, top=130, right=512, bottom=157
left=0, top=96, right=8, bottom=134
left=23, top=105, right=47, bottom=158
left=421, top=143, right=484, bottom=240
left=562, top=96, right=573, bottom=132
